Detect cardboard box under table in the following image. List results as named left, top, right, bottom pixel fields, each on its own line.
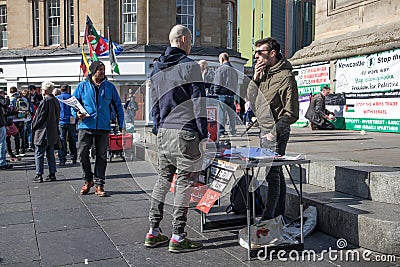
left=196, top=156, right=310, bottom=260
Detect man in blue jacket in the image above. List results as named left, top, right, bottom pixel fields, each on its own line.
left=56, top=84, right=77, bottom=166
left=144, top=25, right=208, bottom=253
left=73, top=61, right=124, bottom=197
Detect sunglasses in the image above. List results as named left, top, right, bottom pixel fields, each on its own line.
left=254, top=49, right=271, bottom=56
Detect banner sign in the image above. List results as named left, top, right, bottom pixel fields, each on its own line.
left=336, top=49, right=400, bottom=94
left=293, top=63, right=330, bottom=127
left=336, top=49, right=400, bottom=132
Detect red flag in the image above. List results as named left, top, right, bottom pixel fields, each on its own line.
left=94, top=37, right=109, bottom=56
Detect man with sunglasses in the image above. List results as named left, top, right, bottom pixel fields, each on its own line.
left=248, top=37, right=299, bottom=221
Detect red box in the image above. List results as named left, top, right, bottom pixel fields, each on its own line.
left=108, top=134, right=133, bottom=151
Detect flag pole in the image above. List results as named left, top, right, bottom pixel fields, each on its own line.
left=108, top=26, right=115, bottom=79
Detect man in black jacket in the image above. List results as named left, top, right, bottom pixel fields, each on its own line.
left=0, top=90, right=12, bottom=170
left=145, top=24, right=207, bottom=253
left=305, top=86, right=335, bottom=130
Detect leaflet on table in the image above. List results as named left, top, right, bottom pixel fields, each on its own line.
left=59, top=96, right=90, bottom=117
left=222, top=147, right=280, bottom=159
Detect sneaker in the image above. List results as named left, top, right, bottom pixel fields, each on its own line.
left=44, top=174, right=56, bottom=182
left=144, top=232, right=169, bottom=248
left=32, top=175, right=43, bottom=183
left=28, top=147, right=34, bottom=152
left=0, top=164, right=13, bottom=170
left=168, top=236, right=203, bottom=253
left=95, top=185, right=107, bottom=197
left=19, top=150, right=26, bottom=157
left=80, top=180, right=94, bottom=195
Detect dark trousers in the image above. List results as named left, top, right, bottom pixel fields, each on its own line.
left=58, top=124, right=77, bottom=163
left=78, top=129, right=109, bottom=185
left=260, top=127, right=291, bottom=220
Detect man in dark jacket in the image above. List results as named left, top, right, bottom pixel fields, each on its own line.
left=32, top=81, right=61, bottom=183
left=212, top=53, right=238, bottom=137
left=305, top=86, right=335, bottom=130
left=248, top=37, right=299, bottom=221
left=56, top=83, right=77, bottom=166
left=145, top=24, right=207, bottom=253
left=0, top=90, right=12, bottom=170
left=73, top=60, right=124, bottom=197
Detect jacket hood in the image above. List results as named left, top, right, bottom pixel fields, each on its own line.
left=268, top=58, right=293, bottom=75
left=155, top=47, right=187, bottom=71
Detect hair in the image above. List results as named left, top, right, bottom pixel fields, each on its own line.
left=321, top=85, right=330, bottom=91
left=60, top=83, right=69, bottom=92
left=169, top=24, right=191, bottom=47
left=21, top=89, right=29, bottom=97
left=41, top=81, right=55, bottom=94
left=198, top=59, right=208, bottom=71
left=219, top=52, right=229, bottom=62
left=9, top=86, right=18, bottom=94
left=254, top=37, right=282, bottom=60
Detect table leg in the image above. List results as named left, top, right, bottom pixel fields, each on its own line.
left=246, top=167, right=251, bottom=260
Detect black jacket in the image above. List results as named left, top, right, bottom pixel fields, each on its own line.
left=0, top=96, right=8, bottom=128
left=151, top=47, right=208, bottom=140
left=32, top=94, right=60, bottom=146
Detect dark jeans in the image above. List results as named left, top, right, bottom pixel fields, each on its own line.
left=260, top=127, right=291, bottom=220
left=6, top=132, right=20, bottom=156
left=149, top=128, right=202, bottom=234
left=218, top=95, right=236, bottom=135
left=35, top=140, right=56, bottom=175
left=14, top=121, right=25, bottom=151
left=58, top=124, right=77, bottom=163
left=78, top=129, right=109, bottom=186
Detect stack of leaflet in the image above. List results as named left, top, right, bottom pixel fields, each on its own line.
left=221, top=147, right=279, bottom=159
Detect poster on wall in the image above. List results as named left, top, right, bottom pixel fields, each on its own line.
left=293, top=63, right=330, bottom=127
left=336, top=48, right=400, bottom=133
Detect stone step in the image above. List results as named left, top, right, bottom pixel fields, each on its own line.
left=286, top=159, right=400, bottom=205
left=284, top=182, right=400, bottom=255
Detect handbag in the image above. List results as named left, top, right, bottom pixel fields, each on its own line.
left=6, top=124, right=18, bottom=137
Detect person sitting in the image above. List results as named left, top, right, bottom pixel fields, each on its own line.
left=305, top=86, right=335, bottom=130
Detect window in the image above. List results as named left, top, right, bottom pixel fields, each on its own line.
left=0, top=5, right=7, bottom=48
left=47, top=0, right=60, bottom=45
left=176, top=0, right=195, bottom=43
left=33, top=1, right=39, bottom=47
left=227, top=2, right=234, bottom=49
left=122, top=0, right=137, bottom=43
left=67, top=0, right=74, bottom=44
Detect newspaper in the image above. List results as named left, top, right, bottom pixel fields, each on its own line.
left=59, top=96, right=90, bottom=117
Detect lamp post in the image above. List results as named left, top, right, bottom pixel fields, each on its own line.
left=23, top=56, right=28, bottom=84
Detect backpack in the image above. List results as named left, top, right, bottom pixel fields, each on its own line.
left=16, top=98, right=29, bottom=119
left=226, top=175, right=265, bottom=215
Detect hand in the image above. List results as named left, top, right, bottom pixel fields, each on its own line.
left=76, top=111, right=86, bottom=120
left=253, top=61, right=266, bottom=81
left=328, top=114, right=335, bottom=120
left=262, top=132, right=276, bottom=141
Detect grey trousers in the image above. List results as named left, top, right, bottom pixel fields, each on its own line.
left=149, top=128, right=202, bottom=234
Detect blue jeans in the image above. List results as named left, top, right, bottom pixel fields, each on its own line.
left=77, top=129, right=109, bottom=185
left=25, top=120, right=32, bottom=147
left=35, top=141, right=57, bottom=175
left=218, top=95, right=236, bottom=135
left=0, top=126, right=7, bottom=166
left=260, top=127, right=291, bottom=220
left=58, top=124, right=77, bottom=163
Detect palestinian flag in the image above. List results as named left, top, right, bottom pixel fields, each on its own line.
left=108, top=27, right=120, bottom=75
left=345, top=104, right=355, bottom=112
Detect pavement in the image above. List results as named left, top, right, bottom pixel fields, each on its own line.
left=0, top=126, right=399, bottom=266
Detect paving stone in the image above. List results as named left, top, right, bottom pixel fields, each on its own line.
left=86, top=199, right=150, bottom=221
left=31, top=192, right=83, bottom=212
left=62, top=257, right=129, bottom=267
left=2, top=260, right=41, bottom=266
left=37, top=227, right=121, bottom=266
left=29, top=182, right=75, bottom=197
left=0, top=223, right=39, bottom=265
left=0, top=194, right=30, bottom=205
left=0, top=210, right=33, bottom=226
left=34, top=207, right=97, bottom=233
left=0, top=201, right=32, bottom=214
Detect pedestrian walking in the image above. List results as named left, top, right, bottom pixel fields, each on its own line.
left=73, top=60, right=124, bottom=197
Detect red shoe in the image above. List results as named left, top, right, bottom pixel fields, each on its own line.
left=80, top=180, right=94, bottom=195
left=95, top=185, right=107, bottom=197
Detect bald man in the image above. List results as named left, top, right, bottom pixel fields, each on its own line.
left=145, top=24, right=207, bottom=253
left=212, top=52, right=238, bottom=137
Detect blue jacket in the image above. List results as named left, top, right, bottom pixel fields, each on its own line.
left=72, top=77, right=124, bottom=131
left=151, top=47, right=208, bottom=140
left=56, top=92, right=74, bottom=125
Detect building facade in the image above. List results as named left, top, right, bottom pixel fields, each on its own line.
left=0, top=0, right=246, bottom=122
